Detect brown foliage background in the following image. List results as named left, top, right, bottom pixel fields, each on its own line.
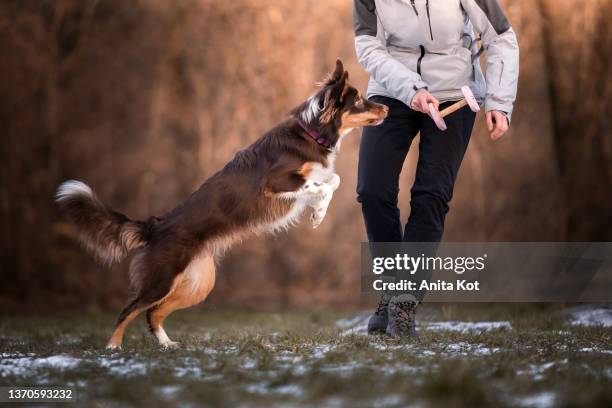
left=0, top=0, right=610, bottom=312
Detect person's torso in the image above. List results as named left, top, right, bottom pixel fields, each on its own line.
left=370, top=0, right=485, bottom=101
left=376, top=0, right=466, bottom=49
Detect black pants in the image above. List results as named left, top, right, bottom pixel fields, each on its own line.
left=357, top=96, right=476, bottom=300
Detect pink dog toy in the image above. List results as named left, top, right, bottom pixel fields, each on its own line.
left=428, top=86, right=480, bottom=131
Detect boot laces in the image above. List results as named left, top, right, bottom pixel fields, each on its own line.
left=374, top=294, right=391, bottom=316
left=391, top=301, right=417, bottom=332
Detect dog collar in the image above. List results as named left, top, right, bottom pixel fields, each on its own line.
left=297, top=119, right=332, bottom=149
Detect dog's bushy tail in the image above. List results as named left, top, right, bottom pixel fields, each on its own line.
left=56, top=180, right=147, bottom=264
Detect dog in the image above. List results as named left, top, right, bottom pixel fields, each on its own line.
left=56, top=59, right=388, bottom=349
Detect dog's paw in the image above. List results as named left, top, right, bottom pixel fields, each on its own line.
left=310, top=209, right=325, bottom=229
left=303, top=182, right=330, bottom=200
left=160, top=340, right=180, bottom=349
left=105, top=343, right=122, bottom=351
left=329, top=174, right=340, bottom=191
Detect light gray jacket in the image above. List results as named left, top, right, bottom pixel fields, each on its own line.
left=353, top=0, right=519, bottom=121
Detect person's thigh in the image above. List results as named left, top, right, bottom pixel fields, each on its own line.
left=357, top=96, right=422, bottom=242
left=404, top=104, right=476, bottom=241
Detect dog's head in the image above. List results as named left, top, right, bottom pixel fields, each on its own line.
left=295, top=59, right=388, bottom=137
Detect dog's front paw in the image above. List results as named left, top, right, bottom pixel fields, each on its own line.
left=329, top=174, right=340, bottom=191
left=310, top=208, right=325, bottom=229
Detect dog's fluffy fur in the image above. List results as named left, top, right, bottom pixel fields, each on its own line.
left=56, top=60, right=388, bottom=349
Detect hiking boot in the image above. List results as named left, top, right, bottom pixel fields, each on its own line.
left=367, top=293, right=392, bottom=334
left=386, top=294, right=420, bottom=341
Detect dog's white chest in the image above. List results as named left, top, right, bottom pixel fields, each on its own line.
left=304, top=154, right=336, bottom=184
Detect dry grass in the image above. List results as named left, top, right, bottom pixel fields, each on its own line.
left=1, top=305, right=611, bottom=407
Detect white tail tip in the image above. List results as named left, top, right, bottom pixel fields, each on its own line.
left=55, top=180, right=93, bottom=202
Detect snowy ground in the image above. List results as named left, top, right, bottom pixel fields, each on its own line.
left=0, top=305, right=611, bottom=407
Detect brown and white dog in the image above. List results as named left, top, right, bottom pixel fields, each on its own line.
left=56, top=59, right=388, bottom=349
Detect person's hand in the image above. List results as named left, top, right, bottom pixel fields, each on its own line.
left=411, top=89, right=439, bottom=114
left=486, top=110, right=509, bottom=140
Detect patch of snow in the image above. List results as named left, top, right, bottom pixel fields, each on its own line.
left=245, top=381, right=269, bottom=395
left=473, top=345, right=500, bottom=356
left=275, top=351, right=302, bottom=364
left=156, top=385, right=182, bottom=399
left=291, top=364, right=310, bottom=376
left=320, top=361, right=365, bottom=377
left=274, top=384, right=304, bottom=397
left=579, top=347, right=612, bottom=354
left=245, top=381, right=304, bottom=397
left=37, top=355, right=81, bottom=369
left=241, top=357, right=257, bottom=369
left=0, top=354, right=81, bottom=378
left=336, top=312, right=370, bottom=329
left=341, top=326, right=369, bottom=336
left=201, top=347, right=218, bottom=355
left=516, top=392, right=556, bottom=408
left=55, top=334, right=82, bottom=346
left=426, top=321, right=512, bottom=332
left=438, top=342, right=500, bottom=356
left=174, top=365, right=202, bottom=378
left=369, top=342, right=415, bottom=351
left=372, top=394, right=404, bottom=407
left=174, top=356, right=204, bottom=378
left=222, top=345, right=239, bottom=354
left=337, top=313, right=512, bottom=336
left=566, top=305, right=612, bottom=327
left=517, top=360, right=567, bottom=381
left=0, top=357, right=36, bottom=377
left=97, top=356, right=148, bottom=377
left=310, top=344, right=336, bottom=359
left=202, top=373, right=224, bottom=381
left=384, top=363, right=426, bottom=375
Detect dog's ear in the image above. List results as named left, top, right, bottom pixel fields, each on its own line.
left=332, top=70, right=349, bottom=101
left=332, top=59, right=344, bottom=81
left=319, top=58, right=345, bottom=87
left=320, top=70, right=349, bottom=123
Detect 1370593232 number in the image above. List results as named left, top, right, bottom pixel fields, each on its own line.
left=3, top=387, right=74, bottom=401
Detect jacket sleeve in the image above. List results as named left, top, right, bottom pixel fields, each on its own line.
left=353, top=0, right=428, bottom=106
left=461, top=0, right=519, bottom=121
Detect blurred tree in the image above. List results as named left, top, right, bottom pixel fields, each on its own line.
left=0, top=0, right=609, bottom=311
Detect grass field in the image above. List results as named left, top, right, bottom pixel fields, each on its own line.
left=1, top=304, right=611, bottom=407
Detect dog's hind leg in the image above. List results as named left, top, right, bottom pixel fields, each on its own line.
left=146, top=300, right=182, bottom=348
left=106, top=299, right=149, bottom=349
left=146, top=253, right=216, bottom=348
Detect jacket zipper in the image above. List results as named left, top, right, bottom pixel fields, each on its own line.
left=425, top=0, right=434, bottom=40
left=417, top=45, right=425, bottom=75
left=410, top=0, right=419, bottom=15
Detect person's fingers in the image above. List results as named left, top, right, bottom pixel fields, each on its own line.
left=491, top=127, right=503, bottom=140
left=414, top=91, right=441, bottom=114
left=411, top=95, right=424, bottom=113
left=418, top=97, right=429, bottom=114
left=490, top=111, right=508, bottom=140
left=486, top=111, right=494, bottom=132
left=496, top=111, right=508, bottom=131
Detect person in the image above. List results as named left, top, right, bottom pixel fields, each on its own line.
left=353, top=0, right=519, bottom=338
